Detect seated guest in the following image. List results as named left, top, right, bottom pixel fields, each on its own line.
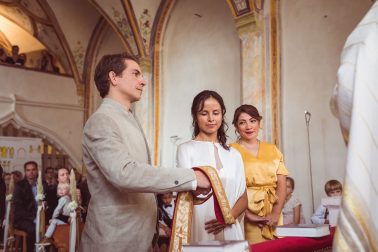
left=159, top=192, right=174, bottom=229
left=57, top=167, right=70, bottom=184
left=282, top=177, right=305, bottom=225
left=40, top=50, right=59, bottom=73
left=0, top=48, right=7, bottom=63
left=5, top=45, right=20, bottom=64
left=45, top=167, right=69, bottom=222
left=157, top=192, right=175, bottom=252
left=15, top=53, right=26, bottom=66
left=311, top=179, right=343, bottom=224
left=11, top=170, right=23, bottom=183
left=0, top=165, right=6, bottom=238
left=73, top=168, right=91, bottom=222
left=13, top=161, right=47, bottom=252
left=38, top=182, right=71, bottom=245
left=44, top=167, right=56, bottom=186
left=3, top=172, right=11, bottom=193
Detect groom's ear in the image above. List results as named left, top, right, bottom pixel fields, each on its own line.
left=108, top=71, right=117, bottom=86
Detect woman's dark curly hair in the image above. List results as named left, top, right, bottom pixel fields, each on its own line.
left=191, top=90, right=229, bottom=150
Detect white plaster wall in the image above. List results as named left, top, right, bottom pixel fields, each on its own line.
left=47, top=0, right=99, bottom=48
left=88, top=27, right=154, bottom=156
left=89, top=27, right=125, bottom=115
left=280, top=0, right=372, bottom=222
left=160, top=0, right=241, bottom=167
left=0, top=65, right=83, bottom=167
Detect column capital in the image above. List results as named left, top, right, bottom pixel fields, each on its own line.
left=139, top=57, right=152, bottom=73
left=76, top=84, right=85, bottom=107
left=235, top=13, right=257, bottom=36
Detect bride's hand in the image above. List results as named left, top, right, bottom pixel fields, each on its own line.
left=205, top=219, right=226, bottom=235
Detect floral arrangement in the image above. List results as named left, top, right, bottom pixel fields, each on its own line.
left=35, top=193, right=45, bottom=201
left=68, top=201, right=78, bottom=211
left=6, top=194, right=13, bottom=201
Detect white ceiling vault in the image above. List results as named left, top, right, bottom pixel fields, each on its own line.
left=0, top=0, right=164, bottom=86
left=0, top=0, right=252, bottom=104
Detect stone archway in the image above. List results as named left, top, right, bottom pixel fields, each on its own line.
left=0, top=111, right=81, bottom=171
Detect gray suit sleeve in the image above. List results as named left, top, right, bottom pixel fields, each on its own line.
left=83, top=113, right=196, bottom=193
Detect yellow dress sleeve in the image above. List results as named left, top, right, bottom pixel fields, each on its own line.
left=274, top=146, right=289, bottom=176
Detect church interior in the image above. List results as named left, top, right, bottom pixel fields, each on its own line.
left=0, top=0, right=376, bottom=250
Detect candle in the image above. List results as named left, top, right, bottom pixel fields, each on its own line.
left=70, top=169, right=77, bottom=202
left=37, top=169, right=43, bottom=196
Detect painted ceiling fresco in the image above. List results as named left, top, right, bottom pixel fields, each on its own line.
left=0, top=0, right=249, bottom=89
left=0, top=0, right=165, bottom=83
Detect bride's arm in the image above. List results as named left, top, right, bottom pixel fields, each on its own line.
left=231, top=190, right=248, bottom=219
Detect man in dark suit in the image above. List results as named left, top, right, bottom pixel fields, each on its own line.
left=13, top=161, right=45, bottom=252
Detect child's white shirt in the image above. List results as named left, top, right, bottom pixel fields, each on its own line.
left=311, top=203, right=327, bottom=224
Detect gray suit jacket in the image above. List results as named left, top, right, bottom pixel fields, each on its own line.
left=80, top=98, right=195, bottom=252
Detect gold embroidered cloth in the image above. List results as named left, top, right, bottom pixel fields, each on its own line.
left=168, top=166, right=235, bottom=252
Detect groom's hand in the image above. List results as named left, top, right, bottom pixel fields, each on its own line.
left=193, top=170, right=211, bottom=195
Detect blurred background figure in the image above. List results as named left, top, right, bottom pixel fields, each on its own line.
left=40, top=50, right=59, bottom=73
left=282, top=177, right=305, bottom=225
left=0, top=48, right=7, bottom=63
left=11, top=170, right=23, bottom=183
left=44, top=167, right=57, bottom=186
left=0, top=165, right=6, bottom=244
left=5, top=45, right=20, bottom=64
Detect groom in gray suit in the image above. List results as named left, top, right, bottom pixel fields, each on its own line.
left=80, top=53, right=210, bottom=252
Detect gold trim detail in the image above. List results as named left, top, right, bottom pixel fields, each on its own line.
left=123, top=0, right=147, bottom=58
left=234, top=13, right=256, bottom=34
left=269, top=0, right=280, bottom=147
left=151, top=0, right=174, bottom=165
left=334, top=184, right=378, bottom=251
left=169, top=166, right=235, bottom=252
left=226, top=0, right=238, bottom=17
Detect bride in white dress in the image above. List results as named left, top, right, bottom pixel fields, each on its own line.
left=176, top=90, right=247, bottom=243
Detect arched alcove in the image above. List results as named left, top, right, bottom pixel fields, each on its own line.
left=0, top=111, right=81, bottom=171
left=158, top=0, right=241, bottom=167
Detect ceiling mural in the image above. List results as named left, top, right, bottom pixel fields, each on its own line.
left=111, top=6, right=136, bottom=53
left=89, top=0, right=138, bottom=55
left=130, top=0, right=161, bottom=55
left=46, top=0, right=100, bottom=80
left=138, top=8, right=152, bottom=52
left=0, top=5, right=34, bottom=34
left=0, top=0, right=165, bottom=98
left=0, top=1, right=72, bottom=74
left=72, top=40, right=85, bottom=78
left=20, top=0, right=48, bottom=21
left=0, top=29, right=11, bottom=50
left=35, top=22, right=71, bottom=74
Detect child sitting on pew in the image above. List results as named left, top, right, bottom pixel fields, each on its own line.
left=282, top=177, right=305, bottom=224
left=39, top=182, right=71, bottom=245
left=311, top=179, right=342, bottom=224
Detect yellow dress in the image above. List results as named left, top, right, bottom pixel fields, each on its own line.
left=231, top=141, right=288, bottom=244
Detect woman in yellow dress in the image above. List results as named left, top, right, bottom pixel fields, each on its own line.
left=230, top=104, right=288, bottom=244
